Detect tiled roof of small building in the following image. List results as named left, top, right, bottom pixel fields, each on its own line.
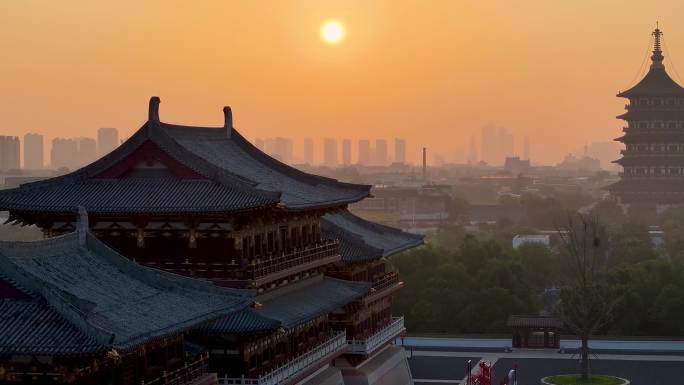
left=0, top=231, right=253, bottom=352
left=507, top=315, right=563, bottom=329
left=0, top=98, right=370, bottom=214
left=321, top=211, right=423, bottom=262
left=255, top=276, right=369, bottom=329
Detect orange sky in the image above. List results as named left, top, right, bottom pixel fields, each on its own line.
left=1, top=0, right=684, bottom=165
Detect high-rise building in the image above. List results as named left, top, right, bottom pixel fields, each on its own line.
left=358, top=139, right=371, bottom=165
left=97, top=127, right=119, bottom=157
left=394, top=138, right=406, bottom=164
left=51, top=138, right=79, bottom=170
left=342, top=139, right=351, bottom=165
left=273, top=137, right=293, bottom=164
left=499, top=128, right=515, bottom=158
left=480, top=125, right=497, bottom=165
left=77, top=137, right=97, bottom=166
left=481, top=125, right=515, bottom=165
left=323, top=138, right=338, bottom=166
left=254, top=138, right=265, bottom=152
left=0, top=136, right=20, bottom=171
left=374, top=139, right=388, bottom=166
left=523, top=136, right=530, bottom=161
left=467, top=135, right=478, bottom=164
left=609, top=27, right=684, bottom=204
left=303, top=138, right=314, bottom=165
left=23, top=133, right=43, bottom=170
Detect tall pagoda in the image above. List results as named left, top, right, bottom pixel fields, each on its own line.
left=610, top=27, right=684, bottom=205
left=0, top=98, right=422, bottom=385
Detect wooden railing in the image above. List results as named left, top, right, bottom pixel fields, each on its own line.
left=139, top=240, right=340, bottom=285
left=249, top=240, right=340, bottom=280
left=217, top=331, right=346, bottom=385
left=372, top=271, right=400, bottom=292
left=143, top=354, right=209, bottom=385
left=347, top=316, right=405, bottom=355
left=363, top=272, right=403, bottom=304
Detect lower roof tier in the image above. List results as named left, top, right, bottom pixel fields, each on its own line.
left=607, top=179, right=684, bottom=193
left=0, top=296, right=105, bottom=356
left=614, top=156, right=684, bottom=166
left=615, top=132, right=684, bottom=143
left=617, top=109, right=684, bottom=120
left=321, top=210, right=423, bottom=262
left=0, top=230, right=253, bottom=353
left=202, top=275, right=369, bottom=333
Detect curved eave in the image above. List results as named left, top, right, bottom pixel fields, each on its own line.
left=614, top=156, right=684, bottom=166
left=159, top=122, right=373, bottom=210
left=617, top=67, right=684, bottom=98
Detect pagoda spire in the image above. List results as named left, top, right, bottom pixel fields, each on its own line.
left=651, top=23, right=664, bottom=69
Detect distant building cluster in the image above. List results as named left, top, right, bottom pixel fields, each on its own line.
left=479, top=125, right=518, bottom=166
left=254, top=137, right=408, bottom=166
left=0, top=127, right=119, bottom=171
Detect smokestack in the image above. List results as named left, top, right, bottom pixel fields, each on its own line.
left=422, top=147, right=427, bottom=183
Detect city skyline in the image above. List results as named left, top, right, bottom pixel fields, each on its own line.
left=2, top=2, right=682, bottom=165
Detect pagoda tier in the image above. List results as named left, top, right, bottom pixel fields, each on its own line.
left=615, top=132, right=684, bottom=143
left=609, top=27, right=684, bottom=204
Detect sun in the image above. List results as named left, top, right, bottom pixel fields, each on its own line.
left=321, top=20, right=346, bottom=44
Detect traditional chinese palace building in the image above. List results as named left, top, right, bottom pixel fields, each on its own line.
left=610, top=27, right=684, bottom=205
left=0, top=98, right=422, bottom=385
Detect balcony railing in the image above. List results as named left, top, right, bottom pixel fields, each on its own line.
left=140, top=240, right=341, bottom=287
left=143, top=354, right=209, bottom=385
left=249, top=240, right=340, bottom=283
left=363, top=272, right=404, bottom=304
left=218, top=331, right=347, bottom=385
left=347, top=316, right=406, bottom=355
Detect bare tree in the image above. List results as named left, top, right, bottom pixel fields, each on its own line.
left=556, top=213, right=619, bottom=381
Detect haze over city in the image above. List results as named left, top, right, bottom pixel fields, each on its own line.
left=2, top=1, right=684, bottom=165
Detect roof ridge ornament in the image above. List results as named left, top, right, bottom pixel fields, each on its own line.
left=651, top=24, right=664, bottom=69
left=149, top=96, right=161, bottom=123
left=223, top=106, right=233, bottom=138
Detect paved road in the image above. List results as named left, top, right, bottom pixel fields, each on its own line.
left=410, top=356, right=479, bottom=384
left=492, top=358, right=681, bottom=385
left=401, top=337, right=684, bottom=354
left=407, top=350, right=684, bottom=385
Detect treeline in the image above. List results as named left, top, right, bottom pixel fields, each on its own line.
left=391, top=232, right=684, bottom=336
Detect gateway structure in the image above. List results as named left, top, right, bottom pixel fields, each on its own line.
left=0, top=98, right=422, bottom=385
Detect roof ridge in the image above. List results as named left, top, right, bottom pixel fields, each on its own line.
left=150, top=122, right=282, bottom=204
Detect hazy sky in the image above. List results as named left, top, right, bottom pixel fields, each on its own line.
left=2, top=1, right=684, bottom=165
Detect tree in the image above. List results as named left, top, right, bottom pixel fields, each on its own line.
left=556, top=214, right=619, bottom=381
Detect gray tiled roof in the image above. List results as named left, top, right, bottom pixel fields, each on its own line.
left=160, top=123, right=371, bottom=209
left=321, top=211, right=424, bottom=262
left=618, top=67, right=684, bottom=97
left=0, top=178, right=272, bottom=214
left=507, top=315, right=563, bottom=329
left=201, top=308, right=281, bottom=334
left=256, top=276, right=369, bottom=329
left=0, top=104, right=370, bottom=213
left=0, top=232, right=254, bottom=351
left=0, top=299, right=105, bottom=356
